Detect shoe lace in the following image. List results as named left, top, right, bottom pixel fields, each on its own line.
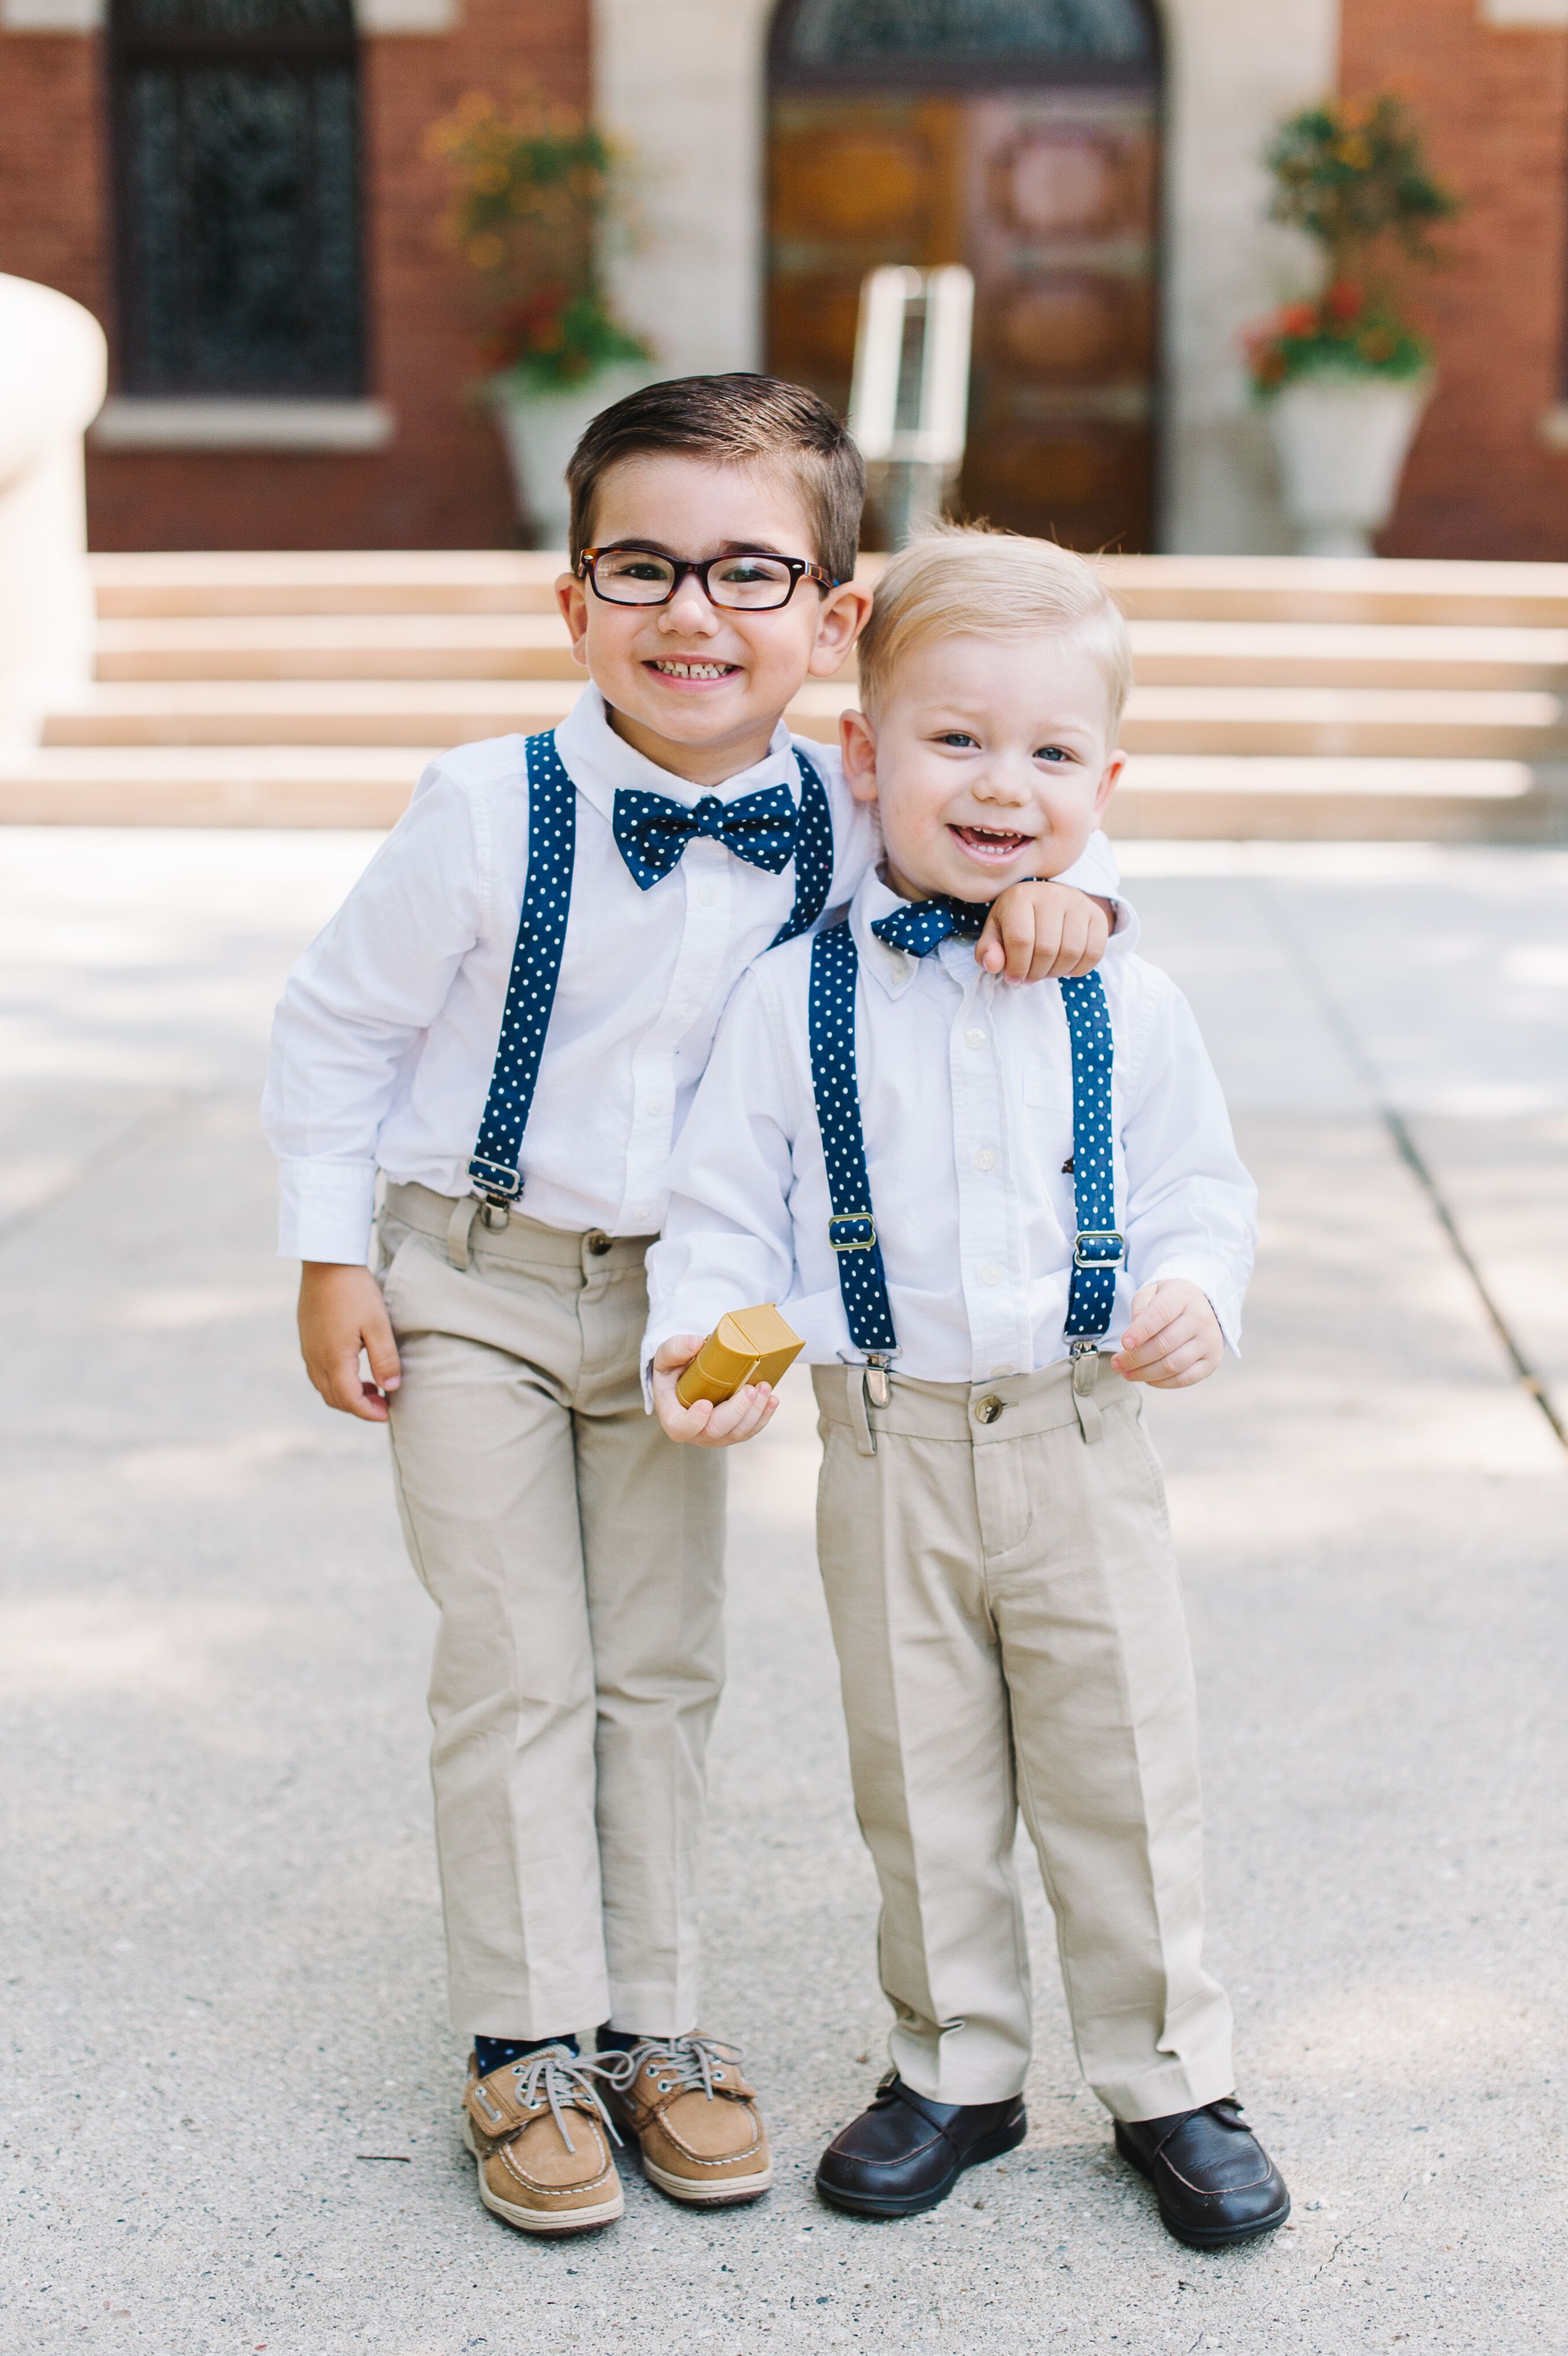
left=600, top=2031, right=741, bottom=2104
left=504, top=2044, right=621, bottom=2156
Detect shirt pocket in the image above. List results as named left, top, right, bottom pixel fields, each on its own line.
left=1024, top=1064, right=1071, bottom=1115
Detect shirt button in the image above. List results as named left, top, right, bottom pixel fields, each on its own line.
left=965, top=1027, right=986, bottom=1050
left=980, top=1262, right=1002, bottom=1287
left=973, top=1146, right=997, bottom=1172
left=698, top=882, right=718, bottom=908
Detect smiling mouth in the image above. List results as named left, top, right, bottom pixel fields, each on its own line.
left=646, top=657, right=741, bottom=681
left=950, top=823, right=1034, bottom=858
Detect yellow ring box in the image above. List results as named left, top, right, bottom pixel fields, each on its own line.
left=675, top=1302, right=805, bottom=1408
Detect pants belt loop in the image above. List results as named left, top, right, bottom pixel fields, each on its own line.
left=1071, top=1339, right=1105, bottom=1444
left=446, top=1193, right=481, bottom=1272
left=847, top=1366, right=878, bottom=1459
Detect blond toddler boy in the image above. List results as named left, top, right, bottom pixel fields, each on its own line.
left=646, top=528, right=1290, bottom=2251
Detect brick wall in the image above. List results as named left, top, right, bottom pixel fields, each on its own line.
left=1340, top=0, right=1568, bottom=559
left=0, top=0, right=589, bottom=550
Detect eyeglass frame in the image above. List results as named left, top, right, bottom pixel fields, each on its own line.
left=575, top=545, right=841, bottom=610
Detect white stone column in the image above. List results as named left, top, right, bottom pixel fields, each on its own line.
left=0, top=275, right=108, bottom=757
left=1160, top=0, right=1340, bottom=550
left=592, top=0, right=774, bottom=378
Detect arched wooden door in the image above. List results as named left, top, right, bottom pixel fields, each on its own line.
left=767, top=0, right=1162, bottom=552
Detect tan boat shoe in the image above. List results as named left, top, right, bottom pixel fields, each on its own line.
left=601, top=2033, right=772, bottom=2206
left=461, top=2045, right=624, bottom=2235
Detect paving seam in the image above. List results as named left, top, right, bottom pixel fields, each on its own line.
left=1259, top=873, right=1568, bottom=1457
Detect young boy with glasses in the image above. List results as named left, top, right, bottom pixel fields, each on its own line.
left=646, top=527, right=1290, bottom=2253
left=262, top=378, right=1125, bottom=2237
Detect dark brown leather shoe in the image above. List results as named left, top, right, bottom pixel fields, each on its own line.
left=815, top=2074, right=1026, bottom=2218
left=1115, top=2096, right=1289, bottom=2248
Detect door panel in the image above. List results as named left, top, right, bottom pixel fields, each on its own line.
left=767, top=82, right=1158, bottom=551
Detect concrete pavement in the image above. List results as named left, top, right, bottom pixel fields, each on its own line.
left=1, top=831, right=1565, bottom=2355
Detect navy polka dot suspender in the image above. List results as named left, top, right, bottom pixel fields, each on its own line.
left=807, top=920, right=900, bottom=1358
left=767, top=749, right=833, bottom=949
left=468, top=732, right=576, bottom=1206
left=805, top=920, right=1126, bottom=1366
left=468, top=734, right=834, bottom=1208
left=1058, top=967, right=1126, bottom=1356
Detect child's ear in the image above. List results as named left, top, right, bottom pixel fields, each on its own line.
left=808, top=579, right=875, bottom=678
left=1093, top=749, right=1126, bottom=820
left=556, top=569, right=590, bottom=668
left=841, top=708, right=879, bottom=804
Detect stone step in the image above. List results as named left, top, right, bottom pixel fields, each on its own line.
left=782, top=680, right=1568, bottom=760
left=0, top=743, right=435, bottom=826
left=89, top=550, right=570, bottom=618
left=1099, top=553, right=1568, bottom=626
left=46, top=676, right=1568, bottom=759
left=1113, top=756, right=1566, bottom=843
left=5, top=743, right=1561, bottom=839
left=94, top=613, right=587, bottom=682
left=88, top=549, right=1568, bottom=627
left=93, top=611, right=1568, bottom=693
left=1125, top=620, right=1568, bottom=690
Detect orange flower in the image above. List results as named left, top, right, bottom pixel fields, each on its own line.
left=1323, top=280, right=1364, bottom=321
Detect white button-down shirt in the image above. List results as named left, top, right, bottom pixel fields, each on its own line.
left=644, top=870, right=1256, bottom=1385
left=261, top=688, right=1125, bottom=1262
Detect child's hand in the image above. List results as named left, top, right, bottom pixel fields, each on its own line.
left=978, top=883, right=1112, bottom=981
left=298, top=1262, right=401, bottom=1422
left=651, top=1335, right=779, bottom=1448
left=1111, top=1281, right=1223, bottom=1389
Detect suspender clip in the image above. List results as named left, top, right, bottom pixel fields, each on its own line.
left=864, top=1353, right=894, bottom=1410
left=469, top=1155, right=523, bottom=1208
left=828, top=1212, right=877, bottom=1252
left=1069, top=1336, right=1103, bottom=1396
left=1072, top=1228, right=1125, bottom=1270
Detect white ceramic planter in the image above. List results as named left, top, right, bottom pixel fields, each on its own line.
left=492, top=363, right=655, bottom=546
left=1266, top=372, right=1430, bottom=559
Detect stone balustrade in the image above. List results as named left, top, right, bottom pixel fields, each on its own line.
left=0, top=273, right=106, bottom=757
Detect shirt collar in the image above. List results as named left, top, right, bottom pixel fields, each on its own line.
left=849, top=866, right=1132, bottom=1001
left=553, top=683, right=803, bottom=820
left=848, top=870, right=931, bottom=1000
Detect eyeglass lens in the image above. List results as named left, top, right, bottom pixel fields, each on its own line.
left=591, top=550, right=797, bottom=609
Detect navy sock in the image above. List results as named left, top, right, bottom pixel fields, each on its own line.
left=596, top=2025, right=665, bottom=2055
left=474, top=2033, right=578, bottom=2077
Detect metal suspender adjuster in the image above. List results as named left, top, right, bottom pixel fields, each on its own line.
left=1072, top=1227, right=1125, bottom=1270
left=828, top=1212, right=877, bottom=1251
left=469, top=1155, right=523, bottom=1209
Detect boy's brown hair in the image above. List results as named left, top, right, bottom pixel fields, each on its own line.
left=566, top=373, right=866, bottom=587
left=856, top=524, right=1134, bottom=733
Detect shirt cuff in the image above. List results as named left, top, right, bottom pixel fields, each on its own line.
left=1144, top=1257, right=1245, bottom=1358
left=276, top=1158, right=379, bottom=1265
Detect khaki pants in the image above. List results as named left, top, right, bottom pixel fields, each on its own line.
left=813, top=1355, right=1234, bottom=2121
left=379, top=1183, right=726, bottom=2041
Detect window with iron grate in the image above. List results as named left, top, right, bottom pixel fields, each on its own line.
left=111, top=0, right=364, bottom=396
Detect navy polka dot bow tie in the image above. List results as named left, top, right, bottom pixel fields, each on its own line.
left=611, top=782, right=799, bottom=889
left=870, top=894, right=995, bottom=957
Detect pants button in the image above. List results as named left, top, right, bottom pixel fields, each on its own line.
left=974, top=1394, right=1005, bottom=1425
left=584, top=1229, right=612, bottom=1256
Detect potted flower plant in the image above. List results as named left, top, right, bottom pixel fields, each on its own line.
left=426, top=90, right=654, bottom=545
left=1245, top=97, right=1460, bottom=556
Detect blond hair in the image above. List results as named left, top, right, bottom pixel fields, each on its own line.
left=855, top=526, right=1133, bottom=734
